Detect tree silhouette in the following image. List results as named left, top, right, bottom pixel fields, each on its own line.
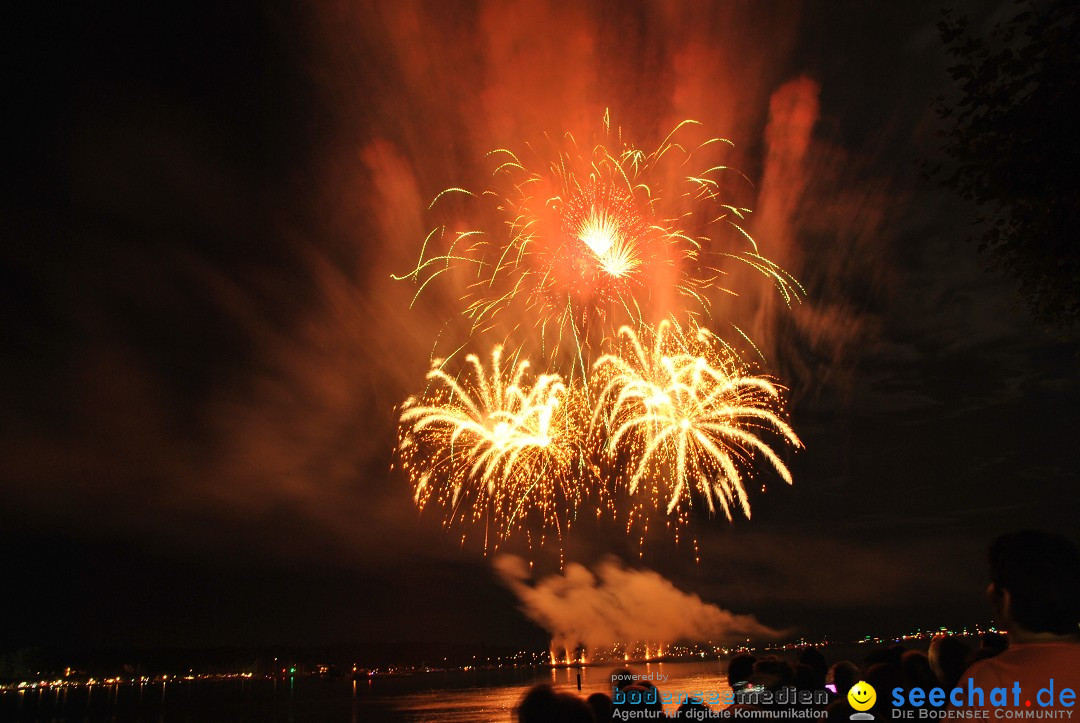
left=931, top=0, right=1080, bottom=336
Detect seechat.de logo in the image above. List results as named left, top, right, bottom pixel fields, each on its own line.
left=849, top=681, right=878, bottom=720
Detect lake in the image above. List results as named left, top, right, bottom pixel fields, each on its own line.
left=0, top=660, right=734, bottom=721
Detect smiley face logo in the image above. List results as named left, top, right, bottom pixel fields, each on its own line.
left=848, top=681, right=876, bottom=711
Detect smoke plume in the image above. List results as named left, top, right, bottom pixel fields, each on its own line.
left=2, top=0, right=897, bottom=567
left=494, top=555, right=781, bottom=654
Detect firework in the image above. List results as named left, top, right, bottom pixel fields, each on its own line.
left=396, top=347, right=591, bottom=551
left=394, top=112, right=803, bottom=372
left=392, top=114, right=805, bottom=553
left=591, top=321, right=802, bottom=523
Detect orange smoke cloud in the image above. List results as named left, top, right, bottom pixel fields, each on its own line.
left=495, top=554, right=782, bottom=653
left=1, top=1, right=895, bottom=564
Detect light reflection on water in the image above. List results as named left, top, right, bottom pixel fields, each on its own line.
left=386, top=661, right=734, bottom=721
left=0, top=661, right=734, bottom=722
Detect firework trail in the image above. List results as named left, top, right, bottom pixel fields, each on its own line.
left=395, top=347, right=592, bottom=551
left=591, top=321, right=802, bottom=526
left=394, top=112, right=803, bottom=374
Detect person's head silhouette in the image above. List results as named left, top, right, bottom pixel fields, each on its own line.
left=986, top=530, right=1080, bottom=642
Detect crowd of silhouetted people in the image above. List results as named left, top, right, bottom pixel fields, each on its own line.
left=515, top=530, right=1080, bottom=721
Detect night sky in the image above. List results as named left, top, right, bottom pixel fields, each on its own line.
left=3, top=1, right=1077, bottom=659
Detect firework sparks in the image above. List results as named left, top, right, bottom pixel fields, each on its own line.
left=396, top=347, right=590, bottom=551
left=592, top=321, right=802, bottom=523
left=393, top=114, right=805, bottom=552
left=394, top=112, right=803, bottom=370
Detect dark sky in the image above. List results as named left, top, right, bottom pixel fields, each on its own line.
left=3, top=1, right=1077, bottom=658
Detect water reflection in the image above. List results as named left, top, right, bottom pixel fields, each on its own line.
left=0, top=661, right=731, bottom=722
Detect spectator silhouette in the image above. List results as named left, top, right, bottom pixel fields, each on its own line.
left=726, top=653, right=757, bottom=694
left=863, top=644, right=905, bottom=669
left=864, top=661, right=901, bottom=719
left=900, top=650, right=937, bottom=692
left=829, top=661, right=859, bottom=699
left=955, top=530, right=1080, bottom=710
left=610, top=667, right=634, bottom=691
left=794, top=663, right=819, bottom=693
left=797, top=647, right=828, bottom=691
left=793, top=663, right=828, bottom=712
left=516, top=684, right=595, bottom=723
left=928, top=634, right=972, bottom=690
left=970, top=631, right=1007, bottom=664
left=750, top=656, right=794, bottom=692
left=586, top=691, right=611, bottom=721
left=824, top=663, right=861, bottom=722
left=747, top=657, right=795, bottom=714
